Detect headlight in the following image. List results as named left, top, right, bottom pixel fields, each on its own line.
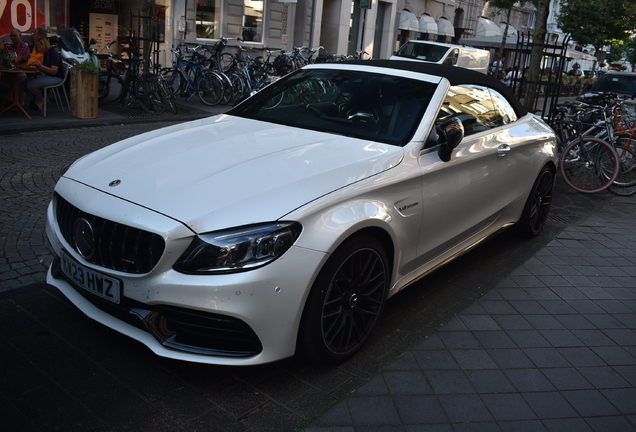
left=173, top=222, right=302, bottom=274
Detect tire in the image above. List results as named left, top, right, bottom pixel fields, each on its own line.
left=99, top=71, right=126, bottom=102
left=517, top=166, right=555, bottom=237
left=214, top=71, right=234, bottom=105
left=229, top=72, right=245, bottom=104
left=160, top=67, right=183, bottom=97
left=97, top=72, right=110, bottom=100
left=298, top=235, right=389, bottom=363
left=560, top=137, right=619, bottom=193
left=608, top=145, right=636, bottom=196
left=136, top=75, right=166, bottom=115
left=159, top=77, right=178, bottom=115
left=197, top=71, right=224, bottom=106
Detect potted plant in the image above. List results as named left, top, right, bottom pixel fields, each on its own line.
left=70, top=60, right=100, bottom=119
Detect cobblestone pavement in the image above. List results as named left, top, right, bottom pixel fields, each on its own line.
left=0, top=124, right=180, bottom=292
left=1, top=119, right=632, bottom=432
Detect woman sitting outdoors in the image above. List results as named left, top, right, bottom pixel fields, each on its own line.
left=21, top=38, right=64, bottom=115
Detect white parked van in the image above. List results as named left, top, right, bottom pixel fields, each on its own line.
left=390, top=41, right=491, bottom=74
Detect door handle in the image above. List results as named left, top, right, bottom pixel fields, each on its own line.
left=497, top=144, right=511, bottom=157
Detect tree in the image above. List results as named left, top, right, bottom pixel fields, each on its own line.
left=524, top=0, right=549, bottom=110
left=557, top=0, right=636, bottom=52
left=488, top=0, right=517, bottom=73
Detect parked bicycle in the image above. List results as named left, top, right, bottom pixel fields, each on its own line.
left=97, top=41, right=166, bottom=115
left=160, top=45, right=224, bottom=106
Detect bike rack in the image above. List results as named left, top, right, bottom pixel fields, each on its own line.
left=128, top=9, right=162, bottom=74
left=508, top=32, right=569, bottom=123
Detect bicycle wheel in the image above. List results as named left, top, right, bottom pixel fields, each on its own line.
left=99, top=71, right=126, bottom=102
left=196, top=71, right=224, bottom=106
left=214, top=70, right=234, bottom=105
left=229, top=72, right=246, bottom=104
left=160, top=67, right=184, bottom=97
left=608, top=145, right=636, bottom=196
left=158, top=77, right=178, bottom=114
left=98, top=72, right=110, bottom=100
left=136, top=75, right=166, bottom=115
left=560, top=137, right=619, bottom=193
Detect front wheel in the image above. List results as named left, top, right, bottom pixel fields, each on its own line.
left=560, top=137, right=619, bottom=193
left=136, top=75, right=166, bottom=115
left=517, top=166, right=555, bottom=237
left=197, top=71, right=224, bottom=106
left=608, top=145, right=636, bottom=196
left=298, top=235, right=389, bottom=363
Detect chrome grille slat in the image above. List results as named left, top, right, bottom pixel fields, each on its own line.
left=54, top=192, right=165, bottom=274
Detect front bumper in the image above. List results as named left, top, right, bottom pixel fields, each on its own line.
left=45, top=185, right=327, bottom=366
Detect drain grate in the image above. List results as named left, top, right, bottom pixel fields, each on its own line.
left=548, top=208, right=580, bottom=225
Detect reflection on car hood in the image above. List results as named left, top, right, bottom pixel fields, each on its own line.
left=64, top=115, right=403, bottom=233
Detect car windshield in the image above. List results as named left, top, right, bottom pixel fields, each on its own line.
left=393, top=42, right=449, bottom=63
left=229, top=69, right=436, bottom=146
left=593, top=74, right=636, bottom=96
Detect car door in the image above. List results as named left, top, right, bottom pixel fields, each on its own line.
left=414, top=84, right=520, bottom=265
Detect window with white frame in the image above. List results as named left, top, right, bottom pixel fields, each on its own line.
left=195, top=0, right=264, bottom=41
left=242, top=0, right=263, bottom=42
left=196, top=0, right=222, bottom=39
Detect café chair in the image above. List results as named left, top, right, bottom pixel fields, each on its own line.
left=43, top=62, right=70, bottom=117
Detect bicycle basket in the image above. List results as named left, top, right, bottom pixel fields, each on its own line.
left=580, top=110, right=599, bottom=123
left=273, top=55, right=293, bottom=75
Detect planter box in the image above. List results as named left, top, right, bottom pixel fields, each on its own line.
left=70, top=69, right=98, bottom=119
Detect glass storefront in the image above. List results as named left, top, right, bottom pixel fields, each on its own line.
left=196, top=0, right=263, bottom=42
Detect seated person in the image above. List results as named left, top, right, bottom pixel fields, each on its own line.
left=21, top=38, right=64, bottom=115
left=8, top=29, right=31, bottom=67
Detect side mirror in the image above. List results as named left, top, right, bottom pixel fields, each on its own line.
left=90, top=38, right=98, bottom=45
left=437, top=118, right=464, bottom=162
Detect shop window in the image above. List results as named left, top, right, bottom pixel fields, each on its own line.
left=196, top=0, right=221, bottom=39
left=242, top=0, right=263, bottom=42
left=196, top=0, right=264, bottom=42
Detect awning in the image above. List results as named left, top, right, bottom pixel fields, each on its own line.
left=419, top=14, right=438, bottom=35
left=566, top=49, right=596, bottom=61
left=399, top=10, right=419, bottom=32
left=459, top=33, right=520, bottom=50
left=437, top=18, right=455, bottom=37
left=475, top=17, right=501, bottom=37
left=500, top=24, right=518, bottom=36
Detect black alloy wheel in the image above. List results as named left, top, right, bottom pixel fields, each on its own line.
left=518, top=166, right=555, bottom=237
left=299, top=235, right=389, bottom=363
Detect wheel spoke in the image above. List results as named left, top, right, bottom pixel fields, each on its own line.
left=320, top=247, right=387, bottom=355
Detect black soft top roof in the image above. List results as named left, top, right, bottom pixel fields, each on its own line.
left=347, top=59, right=528, bottom=118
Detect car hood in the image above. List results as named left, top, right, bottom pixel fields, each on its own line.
left=64, top=115, right=404, bottom=233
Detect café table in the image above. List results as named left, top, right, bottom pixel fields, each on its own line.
left=0, top=66, right=40, bottom=120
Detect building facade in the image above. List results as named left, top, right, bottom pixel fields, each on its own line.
left=1, top=0, right=546, bottom=66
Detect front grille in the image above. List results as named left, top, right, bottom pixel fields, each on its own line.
left=51, top=256, right=263, bottom=357
left=54, top=192, right=165, bottom=274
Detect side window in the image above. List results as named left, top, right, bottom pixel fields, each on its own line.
left=437, top=84, right=499, bottom=137
left=489, top=88, right=518, bottom=125
left=445, top=49, right=459, bottom=65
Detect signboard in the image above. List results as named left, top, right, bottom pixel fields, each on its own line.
left=360, top=0, right=372, bottom=9
left=0, top=0, right=45, bottom=36
left=89, top=13, right=118, bottom=53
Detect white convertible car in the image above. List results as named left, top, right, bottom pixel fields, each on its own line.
left=46, top=60, right=557, bottom=366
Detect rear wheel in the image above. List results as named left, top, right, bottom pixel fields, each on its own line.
left=560, top=137, right=618, bottom=193
left=608, top=145, right=636, bottom=196
left=197, top=71, right=224, bottom=106
left=298, top=235, right=389, bottom=363
left=517, top=166, right=555, bottom=237
left=136, top=75, right=166, bottom=114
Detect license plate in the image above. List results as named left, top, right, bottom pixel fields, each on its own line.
left=60, top=250, right=121, bottom=304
